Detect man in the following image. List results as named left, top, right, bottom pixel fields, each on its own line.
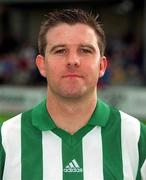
left=0, top=8, right=146, bottom=180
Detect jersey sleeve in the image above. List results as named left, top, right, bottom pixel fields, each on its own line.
left=139, top=123, right=146, bottom=180
left=0, top=123, right=5, bottom=180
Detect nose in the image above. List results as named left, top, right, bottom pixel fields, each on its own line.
left=66, top=51, right=80, bottom=68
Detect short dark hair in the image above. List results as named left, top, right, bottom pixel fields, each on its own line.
left=38, top=8, right=106, bottom=56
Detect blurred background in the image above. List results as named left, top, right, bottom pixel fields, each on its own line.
left=0, top=0, right=146, bottom=122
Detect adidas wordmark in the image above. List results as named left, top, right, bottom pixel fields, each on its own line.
left=64, top=159, right=83, bottom=173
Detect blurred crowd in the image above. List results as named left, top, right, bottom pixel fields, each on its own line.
left=99, top=32, right=145, bottom=87
left=0, top=32, right=145, bottom=87
left=0, top=33, right=45, bottom=86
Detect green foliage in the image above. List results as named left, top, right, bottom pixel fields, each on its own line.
left=143, top=120, right=146, bottom=125
left=0, top=114, right=14, bottom=123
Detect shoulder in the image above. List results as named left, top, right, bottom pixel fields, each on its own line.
left=0, top=114, right=22, bottom=143
left=119, top=110, right=146, bottom=137
left=108, top=104, right=140, bottom=129
left=108, top=105, right=141, bottom=139
left=1, top=114, right=22, bottom=132
left=0, top=108, right=33, bottom=138
left=119, top=110, right=141, bottom=134
left=118, top=110, right=146, bottom=150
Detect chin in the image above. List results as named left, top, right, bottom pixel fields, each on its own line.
left=62, top=92, right=83, bottom=98
left=63, top=95, right=84, bottom=100
left=61, top=88, right=88, bottom=99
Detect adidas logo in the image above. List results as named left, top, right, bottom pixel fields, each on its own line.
left=63, top=159, right=83, bottom=173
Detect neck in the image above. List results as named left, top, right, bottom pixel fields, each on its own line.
left=46, top=90, right=97, bottom=134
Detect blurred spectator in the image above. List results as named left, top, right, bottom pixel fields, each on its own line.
left=123, top=32, right=143, bottom=70
left=13, top=41, right=36, bottom=85
left=0, top=53, right=17, bottom=84
left=104, top=32, right=145, bottom=86
left=124, top=64, right=144, bottom=86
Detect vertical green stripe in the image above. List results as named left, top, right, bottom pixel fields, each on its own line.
left=21, top=110, right=43, bottom=180
left=62, top=140, right=83, bottom=180
left=102, top=107, right=123, bottom=180
left=136, top=123, right=146, bottom=180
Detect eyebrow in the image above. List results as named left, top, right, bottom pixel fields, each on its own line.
left=49, top=43, right=97, bottom=53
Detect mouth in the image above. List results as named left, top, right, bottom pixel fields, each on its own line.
left=62, top=74, right=83, bottom=78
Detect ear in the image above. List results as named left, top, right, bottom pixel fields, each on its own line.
left=36, top=55, right=47, bottom=78
left=99, top=56, right=107, bottom=78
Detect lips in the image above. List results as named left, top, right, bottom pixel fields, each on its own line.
left=62, top=74, right=83, bottom=78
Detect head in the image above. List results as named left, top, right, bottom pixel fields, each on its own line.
left=38, top=8, right=106, bottom=57
left=36, top=9, right=107, bottom=100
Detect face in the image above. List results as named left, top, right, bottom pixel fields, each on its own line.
left=36, top=23, right=107, bottom=99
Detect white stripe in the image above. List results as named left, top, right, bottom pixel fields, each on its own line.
left=1, top=114, right=21, bottom=180
left=42, top=131, right=62, bottom=180
left=72, top=159, right=80, bottom=168
left=120, top=111, right=140, bottom=180
left=82, top=127, right=103, bottom=180
left=141, top=159, right=146, bottom=180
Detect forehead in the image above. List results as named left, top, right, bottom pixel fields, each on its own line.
left=45, top=23, right=98, bottom=46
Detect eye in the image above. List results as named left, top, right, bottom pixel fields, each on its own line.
left=54, top=48, right=67, bottom=55
left=80, top=47, right=93, bottom=54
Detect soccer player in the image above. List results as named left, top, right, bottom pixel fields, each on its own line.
left=0, top=8, right=146, bottom=180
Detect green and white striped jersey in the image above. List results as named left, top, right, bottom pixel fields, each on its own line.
left=0, top=99, right=146, bottom=180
